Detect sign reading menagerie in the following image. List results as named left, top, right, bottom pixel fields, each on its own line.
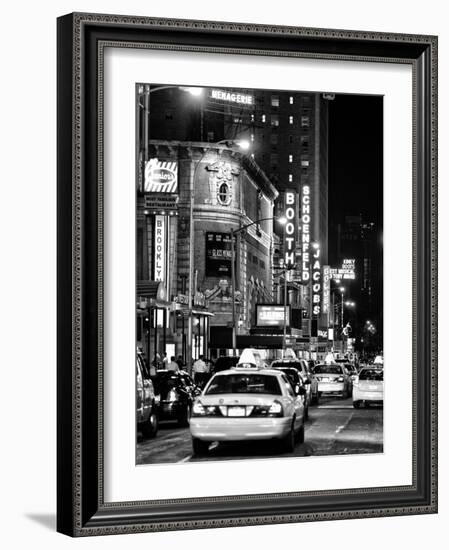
left=210, top=89, right=254, bottom=105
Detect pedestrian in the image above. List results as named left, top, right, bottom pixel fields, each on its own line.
left=152, top=352, right=161, bottom=373
left=162, top=352, right=169, bottom=368
left=167, top=356, right=179, bottom=372
left=192, top=355, right=209, bottom=388
left=176, top=354, right=185, bottom=370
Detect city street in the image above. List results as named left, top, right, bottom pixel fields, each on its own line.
left=136, top=396, right=383, bottom=465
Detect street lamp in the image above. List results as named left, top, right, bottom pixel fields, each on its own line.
left=230, top=216, right=287, bottom=356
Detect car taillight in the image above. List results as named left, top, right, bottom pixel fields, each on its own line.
left=167, top=389, right=178, bottom=402
left=268, top=400, right=283, bottom=417
left=191, top=401, right=221, bottom=417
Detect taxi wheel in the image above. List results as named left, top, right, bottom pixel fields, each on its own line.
left=192, top=437, right=209, bottom=456
left=281, top=423, right=295, bottom=453
left=296, top=423, right=305, bottom=444
left=141, top=410, right=158, bottom=439
left=304, top=406, right=309, bottom=421
left=178, top=404, right=191, bottom=427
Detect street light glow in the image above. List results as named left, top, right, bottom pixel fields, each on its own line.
left=235, top=139, right=250, bottom=150
left=340, top=287, right=345, bottom=293
left=181, top=86, right=204, bottom=97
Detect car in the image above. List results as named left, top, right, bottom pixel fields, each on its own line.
left=268, top=365, right=309, bottom=420
left=212, top=355, right=240, bottom=374
left=136, top=351, right=158, bottom=438
left=153, top=370, right=201, bottom=427
left=352, top=367, right=384, bottom=408
left=190, top=366, right=307, bottom=456
left=270, top=359, right=319, bottom=405
left=313, top=363, right=352, bottom=398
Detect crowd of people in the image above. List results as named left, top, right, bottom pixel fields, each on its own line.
left=148, top=351, right=213, bottom=388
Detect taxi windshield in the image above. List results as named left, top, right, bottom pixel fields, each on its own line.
left=205, top=374, right=282, bottom=395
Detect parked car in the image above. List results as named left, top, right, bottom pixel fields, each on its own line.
left=136, top=351, right=158, bottom=438
left=190, top=365, right=307, bottom=456
left=270, top=359, right=319, bottom=405
left=153, top=370, right=201, bottom=427
left=313, top=363, right=352, bottom=398
left=269, top=364, right=309, bottom=420
left=353, top=367, right=384, bottom=408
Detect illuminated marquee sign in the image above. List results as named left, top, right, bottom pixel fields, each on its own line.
left=210, top=89, right=254, bottom=105
left=154, top=215, right=167, bottom=282
left=322, top=265, right=331, bottom=314
left=283, top=191, right=297, bottom=268
left=330, top=258, right=356, bottom=280
left=256, top=305, right=290, bottom=327
left=301, top=185, right=311, bottom=282
left=145, top=158, right=178, bottom=193
left=312, top=246, right=321, bottom=317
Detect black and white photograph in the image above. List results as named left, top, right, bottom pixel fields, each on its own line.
left=135, top=83, right=384, bottom=464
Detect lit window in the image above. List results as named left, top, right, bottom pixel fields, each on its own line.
left=289, top=96, right=294, bottom=104
left=288, top=174, right=293, bottom=182
left=289, top=154, right=293, bottom=163
left=301, top=116, right=310, bottom=127
left=217, top=182, right=231, bottom=205
left=301, top=160, right=309, bottom=167
left=251, top=114, right=255, bottom=122
left=250, top=133, right=255, bottom=142
left=271, top=95, right=280, bottom=107
left=289, top=115, right=294, bottom=124
left=261, top=114, right=266, bottom=123
left=271, top=114, right=279, bottom=127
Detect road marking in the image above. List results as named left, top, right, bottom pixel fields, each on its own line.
left=317, top=405, right=354, bottom=409
left=177, top=455, right=192, bottom=463
left=335, top=413, right=354, bottom=435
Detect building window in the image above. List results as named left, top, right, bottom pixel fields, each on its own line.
left=271, top=114, right=279, bottom=127
left=289, top=154, right=293, bottom=163
left=301, top=136, right=309, bottom=149
left=271, top=153, right=279, bottom=170
left=288, top=174, right=293, bottom=182
left=301, top=160, right=309, bottom=167
left=289, top=96, right=294, bottom=104
left=253, top=255, right=258, bottom=264
left=289, top=115, right=294, bottom=124
left=271, top=95, right=280, bottom=107
left=207, top=131, right=215, bottom=142
left=251, top=114, right=255, bottom=122
left=250, top=133, right=255, bottom=142
left=289, top=135, right=294, bottom=144
left=165, top=110, right=173, bottom=120
left=301, top=116, right=310, bottom=127
left=261, top=114, right=266, bottom=123
left=217, top=182, right=231, bottom=205
left=270, top=133, right=278, bottom=145
left=259, top=259, right=266, bottom=269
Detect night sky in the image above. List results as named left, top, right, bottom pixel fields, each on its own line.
left=328, top=94, right=383, bottom=228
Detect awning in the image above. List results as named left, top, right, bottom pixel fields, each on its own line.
left=136, top=280, right=172, bottom=308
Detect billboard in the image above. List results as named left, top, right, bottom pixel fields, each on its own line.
left=205, top=232, right=235, bottom=277
left=144, top=158, right=178, bottom=193
left=329, top=259, right=356, bottom=280
left=256, top=305, right=290, bottom=327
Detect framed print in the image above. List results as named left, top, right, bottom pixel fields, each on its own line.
left=57, top=12, right=438, bottom=536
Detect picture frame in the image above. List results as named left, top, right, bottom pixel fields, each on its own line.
left=57, top=12, right=438, bottom=536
